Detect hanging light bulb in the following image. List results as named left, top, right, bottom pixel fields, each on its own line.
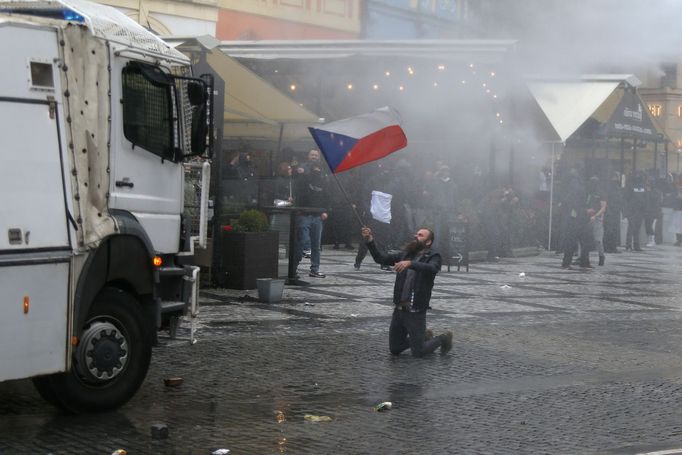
left=437, top=64, right=446, bottom=71
left=289, top=84, right=296, bottom=91
left=373, top=84, right=379, bottom=90
left=490, top=71, right=496, bottom=77
left=433, top=82, right=438, bottom=87
left=399, top=85, right=405, bottom=91
left=407, top=66, right=414, bottom=76
left=385, top=71, right=391, bottom=77
left=347, top=83, right=353, bottom=91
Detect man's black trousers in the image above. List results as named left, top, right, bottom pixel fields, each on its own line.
left=389, top=308, right=444, bottom=357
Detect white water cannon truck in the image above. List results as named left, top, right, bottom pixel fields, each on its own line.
left=0, top=0, right=213, bottom=412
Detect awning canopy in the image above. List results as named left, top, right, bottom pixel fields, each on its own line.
left=167, top=36, right=320, bottom=139
left=527, top=74, right=667, bottom=143
left=210, top=38, right=517, bottom=144
left=527, top=76, right=624, bottom=142
left=598, top=89, right=661, bottom=140
left=168, top=37, right=521, bottom=147
left=205, top=47, right=319, bottom=125
left=216, top=39, right=518, bottom=62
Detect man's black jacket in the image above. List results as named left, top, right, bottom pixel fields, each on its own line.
left=367, top=241, right=441, bottom=311
left=294, top=165, right=328, bottom=208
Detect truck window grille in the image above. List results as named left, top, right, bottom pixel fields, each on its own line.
left=122, top=63, right=175, bottom=161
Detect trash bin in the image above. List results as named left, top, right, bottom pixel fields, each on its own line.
left=256, top=278, right=285, bottom=303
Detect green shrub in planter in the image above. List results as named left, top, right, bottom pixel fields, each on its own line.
left=234, top=209, right=269, bottom=233
left=220, top=209, right=277, bottom=289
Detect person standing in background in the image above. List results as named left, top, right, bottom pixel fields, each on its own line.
left=624, top=172, right=647, bottom=252
left=354, top=164, right=393, bottom=271
left=425, top=164, right=457, bottom=263
left=293, top=149, right=329, bottom=278
left=669, top=180, right=682, bottom=246
left=586, top=176, right=608, bottom=266
left=560, top=168, right=593, bottom=269
left=604, top=172, right=624, bottom=254
left=644, top=177, right=661, bottom=247
left=328, top=171, right=356, bottom=251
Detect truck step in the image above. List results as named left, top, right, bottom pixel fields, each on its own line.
left=157, top=266, right=186, bottom=277
left=159, top=300, right=186, bottom=313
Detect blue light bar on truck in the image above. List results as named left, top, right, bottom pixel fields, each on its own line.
left=61, top=8, right=83, bottom=21
left=0, top=6, right=85, bottom=22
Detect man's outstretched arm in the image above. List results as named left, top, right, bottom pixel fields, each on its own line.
left=361, top=226, right=398, bottom=266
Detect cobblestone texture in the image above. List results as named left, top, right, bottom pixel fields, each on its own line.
left=3, top=247, right=682, bottom=454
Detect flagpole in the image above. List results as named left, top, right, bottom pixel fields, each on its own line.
left=330, top=172, right=365, bottom=228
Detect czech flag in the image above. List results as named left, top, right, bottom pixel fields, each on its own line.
left=308, top=107, right=407, bottom=173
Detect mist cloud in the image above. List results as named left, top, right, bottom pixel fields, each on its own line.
left=471, top=0, right=682, bottom=73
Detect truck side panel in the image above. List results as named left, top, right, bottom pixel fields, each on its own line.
left=0, top=24, right=60, bottom=101
left=0, top=260, right=69, bottom=381
left=0, top=24, right=71, bottom=382
left=0, top=101, right=70, bottom=251
left=0, top=25, right=69, bottom=252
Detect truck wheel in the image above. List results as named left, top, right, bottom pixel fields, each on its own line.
left=33, top=287, right=152, bottom=413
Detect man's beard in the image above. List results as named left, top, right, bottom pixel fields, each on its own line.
left=404, top=239, right=426, bottom=256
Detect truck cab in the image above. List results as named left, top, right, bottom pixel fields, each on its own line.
left=0, top=0, right=212, bottom=412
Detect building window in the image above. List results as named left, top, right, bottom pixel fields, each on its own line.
left=649, top=104, right=662, bottom=117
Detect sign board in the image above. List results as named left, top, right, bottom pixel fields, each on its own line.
left=447, top=221, right=469, bottom=272
left=603, top=90, right=658, bottom=140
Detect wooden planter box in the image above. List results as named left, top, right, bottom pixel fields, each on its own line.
left=220, top=231, right=279, bottom=289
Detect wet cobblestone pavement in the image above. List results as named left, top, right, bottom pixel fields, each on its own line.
left=3, top=247, right=682, bottom=454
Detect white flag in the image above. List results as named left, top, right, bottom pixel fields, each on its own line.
left=370, top=190, right=392, bottom=224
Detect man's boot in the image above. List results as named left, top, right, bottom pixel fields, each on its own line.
left=646, top=235, right=655, bottom=247
left=440, top=331, right=453, bottom=355
left=598, top=255, right=605, bottom=266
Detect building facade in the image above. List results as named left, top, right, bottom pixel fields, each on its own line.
left=213, top=0, right=469, bottom=41
left=100, top=0, right=218, bottom=36
left=363, top=0, right=467, bottom=39
left=639, top=64, right=682, bottom=163
left=215, top=0, right=361, bottom=40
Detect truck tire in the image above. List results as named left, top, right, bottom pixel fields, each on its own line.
left=32, top=287, right=152, bottom=413
left=32, top=375, right=63, bottom=408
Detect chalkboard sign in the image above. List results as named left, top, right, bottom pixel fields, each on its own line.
left=447, top=221, right=469, bottom=272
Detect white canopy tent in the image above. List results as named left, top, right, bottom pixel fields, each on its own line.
left=526, top=75, right=642, bottom=250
